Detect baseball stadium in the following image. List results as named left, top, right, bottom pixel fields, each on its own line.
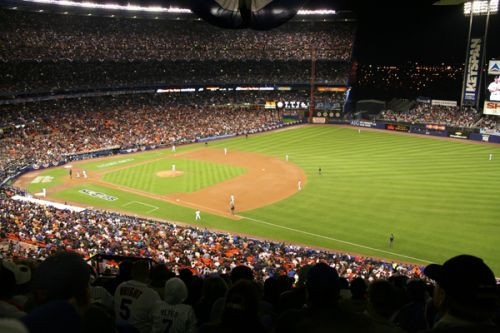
left=1, top=1, right=500, bottom=332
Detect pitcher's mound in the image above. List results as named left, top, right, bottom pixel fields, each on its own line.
left=156, top=171, right=184, bottom=178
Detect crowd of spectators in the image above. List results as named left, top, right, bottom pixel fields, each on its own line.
left=0, top=236, right=498, bottom=332
left=0, top=60, right=350, bottom=96
left=0, top=92, right=296, bottom=183
left=0, top=186, right=423, bottom=283
left=0, top=10, right=354, bottom=62
left=0, top=9, right=353, bottom=95
left=379, top=103, right=497, bottom=129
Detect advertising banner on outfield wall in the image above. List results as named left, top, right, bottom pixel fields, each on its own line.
left=431, top=99, right=458, bottom=107
left=483, top=101, right=500, bottom=116
left=463, top=38, right=483, bottom=105
left=312, top=117, right=326, bottom=124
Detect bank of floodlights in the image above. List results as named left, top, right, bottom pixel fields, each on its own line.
left=20, top=1, right=336, bottom=15
left=464, top=0, right=498, bottom=15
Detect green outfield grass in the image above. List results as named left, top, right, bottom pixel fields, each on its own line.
left=102, top=158, right=246, bottom=195
left=35, top=126, right=500, bottom=273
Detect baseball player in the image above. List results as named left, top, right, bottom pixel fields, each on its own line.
left=172, top=144, right=176, bottom=153
left=489, top=153, right=493, bottom=161
left=42, top=188, right=46, bottom=198
left=195, top=209, right=201, bottom=220
left=69, top=169, right=72, bottom=179
left=488, top=76, right=500, bottom=101
left=298, top=180, right=302, bottom=191
left=224, top=147, right=228, bottom=156
left=150, top=278, right=197, bottom=333
left=230, top=202, right=235, bottom=215
left=389, top=233, right=395, bottom=248
left=114, top=261, right=160, bottom=333
left=285, top=154, right=289, bottom=162
left=82, top=170, right=88, bottom=179
left=230, top=194, right=235, bottom=205
left=318, top=167, right=322, bottom=175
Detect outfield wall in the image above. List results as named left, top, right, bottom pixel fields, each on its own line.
left=350, top=120, right=500, bottom=144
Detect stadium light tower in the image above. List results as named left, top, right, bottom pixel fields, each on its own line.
left=461, top=0, right=498, bottom=111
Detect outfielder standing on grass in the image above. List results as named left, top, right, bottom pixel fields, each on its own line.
left=389, top=233, right=395, bottom=247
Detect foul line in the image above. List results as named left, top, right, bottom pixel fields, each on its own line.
left=237, top=215, right=432, bottom=264
left=123, top=201, right=159, bottom=213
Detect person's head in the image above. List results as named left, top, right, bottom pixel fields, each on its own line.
left=350, top=277, right=367, bottom=300
left=495, top=76, right=500, bottom=83
left=222, top=280, right=261, bottom=323
left=406, top=279, right=427, bottom=303
left=118, top=260, right=133, bottom=279
left=201, top=276, right=228, bottom=303
left=424, top=254, right=497, bottom=322
left=164, top=278, right=188, bottom=305
left=150, top=264, right=173, bottom=288
left=31, top=252, right=90, bottom=308
left=306, top=262, right=340, bottom=307
left=230, top=265, right=254, bottom=284
left=131, top=260, right=150, bottom=283
left=367, top=280, right=398, bottom=320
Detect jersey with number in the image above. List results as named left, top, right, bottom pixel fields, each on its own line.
left=151, top=301, right=197, bottom=333
left=114, top=280, right=161, bottom=333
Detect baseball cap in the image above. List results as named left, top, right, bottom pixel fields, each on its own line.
left=424, top=255, right=497, bottom=305
left=164, top=277, right=188, bottom=305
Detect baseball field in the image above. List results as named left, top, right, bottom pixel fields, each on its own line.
left=16, top=125, right=500, bottom=273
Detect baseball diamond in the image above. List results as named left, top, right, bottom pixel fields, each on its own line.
left=14, top=125, right=500, bottom=273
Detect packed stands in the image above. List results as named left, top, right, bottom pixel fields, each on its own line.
left=378, top=103, right=494, bottom=129
left=0, top=9, right=354, bottom=95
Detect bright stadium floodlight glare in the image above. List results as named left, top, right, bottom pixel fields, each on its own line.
left=297, top=9, right=336, bottom=15
left=464, top=0, right=498, bottom=15
left=21, top=0, right=192, bottom=13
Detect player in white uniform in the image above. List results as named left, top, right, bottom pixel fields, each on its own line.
left=195, top=209, right=201, bottom=220
left=151, top=278, right=197, bottom=333
left=488, top=76, right=500, bottom=101
left=489, top=153, right=493, bottom=161
left=82, top=170, right=88, bottom=179
left=230, top=194, right=235, bottom=205
left=298, top=180, right=302, bottom=191
left=224, top=147, right=228, bottom=156
left=114, top=261, right=160, bottom=333
left=285, top=154, right=289, bottom=162
left=172, top=145, right=176, bottom=153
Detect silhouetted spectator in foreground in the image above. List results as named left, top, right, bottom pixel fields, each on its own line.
left=422, top=254, right=499, bottom=332
left=364, top=280, right=404, bottom=333
left=275, top=262, right=374, bottom=333
left=200, top=280, right=267, bottom=333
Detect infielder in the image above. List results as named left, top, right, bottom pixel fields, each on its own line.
left=285, top=154, right=289, bottom=162
left=230, top=194, right=235, bottom=205
left=298, top=180, right=302, bottom=191
left=82, top=170, right=88, bottom=179
left=224, top=147, right=228, bottom=156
